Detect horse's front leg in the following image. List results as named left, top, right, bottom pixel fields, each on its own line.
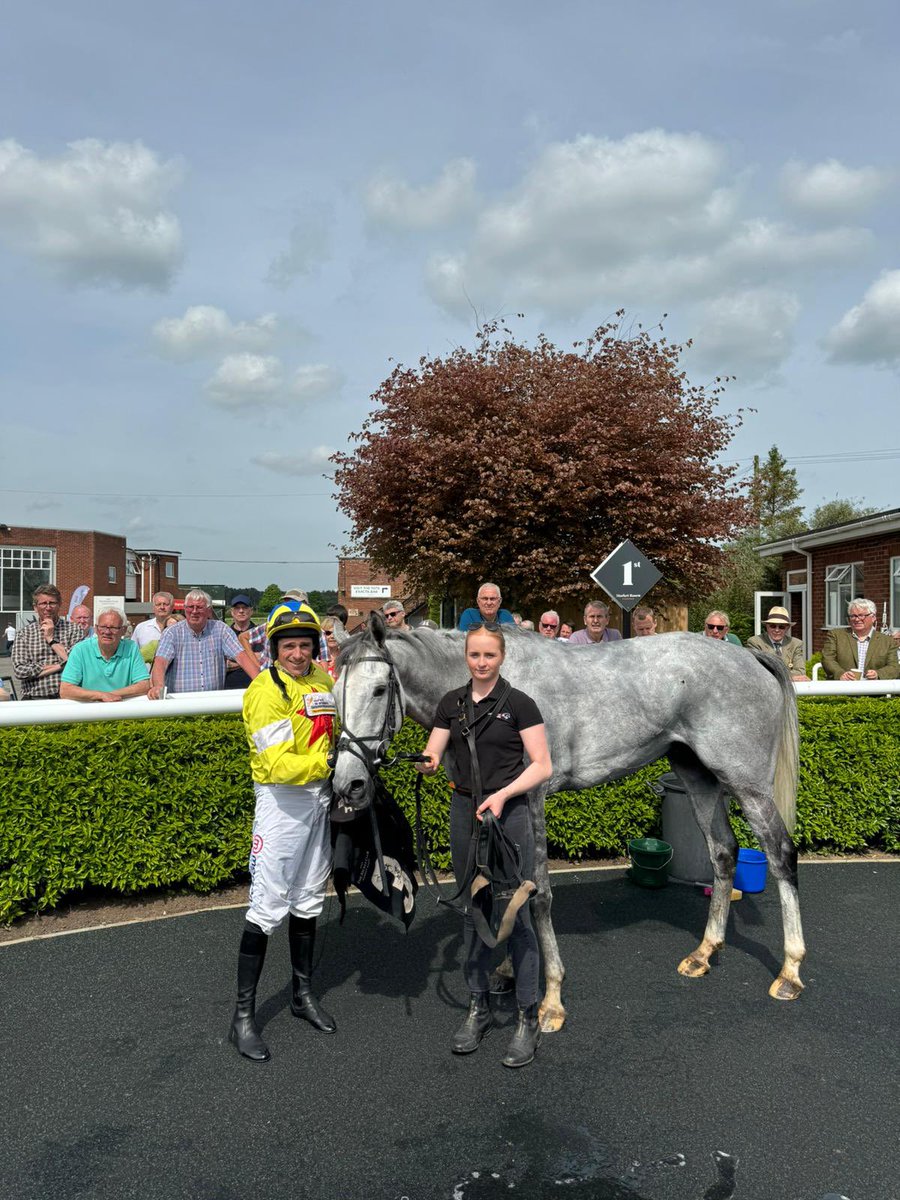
left=529, top=786, right=566, bottom=1032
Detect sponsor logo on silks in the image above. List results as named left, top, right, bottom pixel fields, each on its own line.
left=251, top=833, right=264, bottom=856
left=496, top=710, right=512, bottom=721
left=302, top=689, right=337, bottom=747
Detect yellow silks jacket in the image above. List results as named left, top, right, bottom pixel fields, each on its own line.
left=242, top=663, right=336, bottom=787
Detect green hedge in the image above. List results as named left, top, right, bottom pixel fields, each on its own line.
left=1, top=697, right=898, bottom=922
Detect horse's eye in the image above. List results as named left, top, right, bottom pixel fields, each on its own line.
left=373, top=685, right=386, bottom=697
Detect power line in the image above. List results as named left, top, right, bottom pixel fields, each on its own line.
left=0, top=489, right=331, bottom=499
left=180, top=558, right=336, bottom=565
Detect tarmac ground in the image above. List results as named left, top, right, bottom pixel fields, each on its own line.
left=2, top=861, right=896, bottom=1200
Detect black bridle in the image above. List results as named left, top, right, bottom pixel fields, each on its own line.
left=330, top=651, right=406, bottom=777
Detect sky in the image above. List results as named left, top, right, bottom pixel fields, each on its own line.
left=1, top=0, right=898, bottom=592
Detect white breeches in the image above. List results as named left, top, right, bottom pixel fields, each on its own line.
left=246, top=781, right=332, bottom=934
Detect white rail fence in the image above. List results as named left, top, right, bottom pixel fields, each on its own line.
left=0, top=680, right=896, bottom=729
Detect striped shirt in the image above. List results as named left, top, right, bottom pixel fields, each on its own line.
left=155, top=619, right=243, bottom=693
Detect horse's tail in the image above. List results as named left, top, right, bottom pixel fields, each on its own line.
left=747, top=648, right=798, bottom=834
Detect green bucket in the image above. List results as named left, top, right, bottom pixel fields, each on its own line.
left=627, top=837, right=673, bottom=889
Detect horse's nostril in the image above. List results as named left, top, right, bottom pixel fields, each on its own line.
left=348, top=778, right=366, bottom=795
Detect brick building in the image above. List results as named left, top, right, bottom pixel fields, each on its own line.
left=336, top=558, right=426, bottom=629
left=757, top=507, right=900, bottom=657
left=0, top=525, right=182, bottom=629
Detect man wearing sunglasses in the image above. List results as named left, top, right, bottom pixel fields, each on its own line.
left=703, top=611, right=742, bottom=646
left=746, top=606, right=808, bottom=680
left=821, top=598, right=899, bottom=681
left=381, top=600, right=410, bottom=631
left=537, top=611, right=560, bottom=639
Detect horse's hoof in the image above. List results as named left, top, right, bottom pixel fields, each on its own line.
left=538, top=1003, right=565, bottom=1034
left=677, top=954, right=710, bottom=978
left=769, top=975, right=803, bottom=1001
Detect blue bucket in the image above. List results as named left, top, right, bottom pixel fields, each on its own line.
left=734, top=848, right=767, bottom=893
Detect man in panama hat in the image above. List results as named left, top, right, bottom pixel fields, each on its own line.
left=746, top=606, right=809, bottom=680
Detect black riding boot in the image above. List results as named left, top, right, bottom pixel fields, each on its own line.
left=502, top=1003, right=541, bottom=1068
left=229, top=922, right=270, bottom=1063
left=451, top=992, right=493, bottom=1055
left=288, top=914, right=336, bottom=1034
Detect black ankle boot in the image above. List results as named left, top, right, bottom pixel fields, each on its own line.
left=502, top=1003, right=541, bottom=1068
left=229, top=923, right=270, bottom=1063
left=288, top=915, right=336, bottom=1034
left=451, top=992, right=493, bottom=1055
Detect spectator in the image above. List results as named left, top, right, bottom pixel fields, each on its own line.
left=5, top=620, right=15, bottom=652
left=241, top=589, right=309, bottom=671
left=0, top=684, right=10, bottom=701
left=558, top=622, right=573, bottom=641
left=149, top=588, right=259, bottom=698
left=326, top=602, right=348, bottom=626
left=520, top=619, right=535, bottom=631
left=511, top=612, right=523, bottom=626
left=631, top=606, right=657, bottom=637
left=60, top=609, right=151, bottom=702
left=821, top=598, right=899, bottom=682
left=12, top=584, right=87, bottom=700
left=891, top=629, right=900, bottom=664
left=418, top=618, right=439, bottom=630
left=225, top=593, right=257, bottom=691
left=537, top=611, right=560, bottom=639
left=746, top=607, right=808, bottom=680
left=132, top=592, right=175, bottom=649
left=569, top=600, right=623, bottom=645
left=703, top=610, right=741, bottom=646
left=318, top=617, right=340, bottom=680
left=382, top=600, right=410, bottom=631
left=458, top=582, right=516, bottom=631
left=70, top=604, right=93, bottom=635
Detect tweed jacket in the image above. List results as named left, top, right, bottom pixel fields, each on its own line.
left=820, top=628, right=900, bottom=680
left=746, top=634, right=807, bottom=676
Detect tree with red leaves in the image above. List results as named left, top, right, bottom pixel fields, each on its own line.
left=332, top=319, right=751, bottom=610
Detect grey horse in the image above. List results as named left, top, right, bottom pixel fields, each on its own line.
left=331, top=615, right=805, bottom=1032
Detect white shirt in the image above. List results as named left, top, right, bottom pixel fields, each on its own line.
left=131, top=616, right=168, bottom=648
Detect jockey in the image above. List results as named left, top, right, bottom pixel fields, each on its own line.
left=229, top=602, right=338, bottom=1063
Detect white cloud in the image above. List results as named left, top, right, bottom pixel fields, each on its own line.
left=267, top=207, right=331, bottom=287
left=423, top=131, right=872, bottom=321
left=253, top=448, right=335, bottom=476
left=364, top=157, right=477, bottom=230
left=153, top=305, right=278, bottom=360
left=205, top=353, right=284, bottom=408
left=824, top=270, right=900, bottom=367
left=690, top=288, right=801, bottom=381
left=781, top=158, right=891, bottom=220
left=814, top=29, right=862, bottom=55
left=0, top=137, right=183, bottom=288
left=289, top=364, right=343, bottom=400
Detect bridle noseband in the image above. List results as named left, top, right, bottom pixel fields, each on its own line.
left=330, top=651, right=405, bottom=777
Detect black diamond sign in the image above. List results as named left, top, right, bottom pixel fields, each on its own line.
left=590, top=540, right=662, bottom=612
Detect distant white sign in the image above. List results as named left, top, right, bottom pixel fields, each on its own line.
left=93, top=595, right=126, bottom=619
left=350, top=585, right=392, bottom=599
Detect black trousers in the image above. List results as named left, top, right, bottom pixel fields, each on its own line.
left=449, top=793, right=540, bottom=1007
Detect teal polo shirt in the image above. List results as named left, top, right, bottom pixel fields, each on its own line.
left=61, top=636, right=150, bottom=692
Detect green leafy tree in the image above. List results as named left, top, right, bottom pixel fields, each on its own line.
left=257, top=583, right=284, bottom=613
left=306, top=589, right=337, bottom=615
left=808, top=497, right=877, bottom=530
left=749, top=445, right=804, bottom=540
left=333, top=318, right=751, bottom=609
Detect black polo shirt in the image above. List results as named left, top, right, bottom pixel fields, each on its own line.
left=433, top=676, right=543, bottom=795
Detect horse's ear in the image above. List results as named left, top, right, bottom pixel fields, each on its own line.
left=332, top=618, right=348, bottom=645
left=370, top=610, right=387, bottom=646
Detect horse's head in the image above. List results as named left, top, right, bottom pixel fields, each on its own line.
left=331, top=612, right=405, bottom=810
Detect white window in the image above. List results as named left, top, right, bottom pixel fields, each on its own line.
left=1, top=546, right=53, bottom=611
left=824, top=562, right=864, bottom=627
left=108, top=565, right=117, bottom=584
left=891, top=557, right=900, bottom=628
left=165, top=561, right=175, bottom=579
left=786, top=569, right=807, bottom=589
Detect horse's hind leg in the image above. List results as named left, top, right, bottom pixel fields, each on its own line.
left=668, top=749, right=738, bottom=980
left=733, top=791, right=805, bottom=1001
left=529, top=786, right=566, bottom=1032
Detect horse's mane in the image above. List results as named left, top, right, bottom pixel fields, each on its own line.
left=337, top=622, right=464, bottom=671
